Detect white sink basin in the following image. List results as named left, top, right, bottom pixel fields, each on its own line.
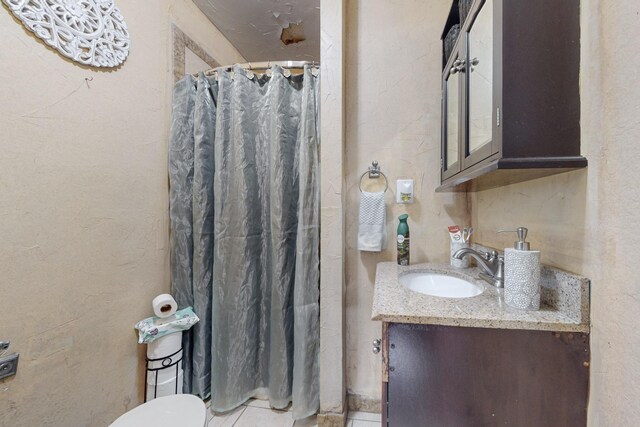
left=399, top=272, right=483, bottom=298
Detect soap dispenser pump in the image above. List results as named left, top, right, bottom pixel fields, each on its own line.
left=499, top=227, right=541, bottom=311
left=510, top=227, right=530, bottom=250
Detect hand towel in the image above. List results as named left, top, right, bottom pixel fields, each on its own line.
left=358, top=191, right=387, bottom=252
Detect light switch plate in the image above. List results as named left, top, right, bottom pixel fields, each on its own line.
left=0, top=353, right=19, bottom=380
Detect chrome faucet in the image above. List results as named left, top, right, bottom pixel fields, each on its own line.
left=452, top=248, right=504, bottom=288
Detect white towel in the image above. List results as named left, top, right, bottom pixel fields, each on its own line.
left=358, top=191, right=387, bottom=252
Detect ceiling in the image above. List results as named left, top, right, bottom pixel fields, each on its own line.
left=192, top=0, right=320, bottom=63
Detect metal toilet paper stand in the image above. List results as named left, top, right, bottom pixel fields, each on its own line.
left=144, top=345, right=184, bottom=401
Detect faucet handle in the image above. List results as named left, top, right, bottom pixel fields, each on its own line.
left=485, top=250, right=499, bottom=261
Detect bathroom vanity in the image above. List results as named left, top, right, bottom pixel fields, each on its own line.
left=372, top=262, right=590, bottom=427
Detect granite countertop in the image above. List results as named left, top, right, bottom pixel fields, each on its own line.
left=372, top=262, right=590, bottom=332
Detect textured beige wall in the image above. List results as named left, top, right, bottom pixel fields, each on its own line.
left=319, top=0, right=347, bottom=417
left=344, top=1, right=468, bottom=401
left=0, top=2, right=243, bottom=426
left=470, top=1, right=640, bottom=425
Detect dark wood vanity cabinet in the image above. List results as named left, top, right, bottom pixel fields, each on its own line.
left=381, top=323, right=590, bottom=427
left=438, top=0, right=587, bottom=192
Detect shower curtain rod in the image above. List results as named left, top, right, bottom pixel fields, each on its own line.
left=196, top=60, right=319, bottom=77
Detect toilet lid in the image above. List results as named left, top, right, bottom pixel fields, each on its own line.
left=109, top=394, right=206, bottom=427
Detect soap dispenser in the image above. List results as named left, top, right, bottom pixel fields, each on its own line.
left=500, top=227, right=541, bottom=310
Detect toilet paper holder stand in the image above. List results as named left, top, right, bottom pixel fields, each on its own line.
left=144, top=346, right=183, bottom=402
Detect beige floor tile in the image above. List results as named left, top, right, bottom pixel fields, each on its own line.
left=244, top=398, right=274, bottom=409
left=233, top=406, right=295, bottom=427
left=208, top=405, right=246, bottom=427
left=205, top=400, right=213, bottom=422
left=293, top=415, right=318, bottom=426
left=350, top=420, right=380, bottom=427
left=347, top=412, right=381, bottom=422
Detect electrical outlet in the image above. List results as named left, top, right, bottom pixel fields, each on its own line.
left=0, top=353, right=19, bottom=380
left=396, top=179, right=414, bottom=204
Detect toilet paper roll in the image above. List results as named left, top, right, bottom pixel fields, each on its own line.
left=146, top=370, right=183, bottom=401
left=504, top=248, right=541, bottom=311
left=147, top=332, right=182, bottom=360
left=152, top=294, right=177, bottom=318
left=147, top=366, right=183, bottom=387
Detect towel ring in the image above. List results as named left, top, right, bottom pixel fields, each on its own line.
left=359, top=161, right=389, bottom=193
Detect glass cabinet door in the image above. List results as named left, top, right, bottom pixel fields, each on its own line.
left=465, top=0, right=494, bottom=166
left=442, top=51, right=464, bottom=179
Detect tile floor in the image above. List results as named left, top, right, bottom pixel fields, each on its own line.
left=206, top=399, right=381, bottom=427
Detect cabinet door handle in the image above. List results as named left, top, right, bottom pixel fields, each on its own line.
left=456, top=58, right=466, bottom=74
left=451, top=58, right=465, bottom=75
left=470, top=57, right=479, bottom=72
left=372, top=338, right=381, bottom=354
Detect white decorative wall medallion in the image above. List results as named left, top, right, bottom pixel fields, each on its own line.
left=3, top=0, right=130, bottom=67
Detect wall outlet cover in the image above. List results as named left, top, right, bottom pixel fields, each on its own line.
left=396, top=179, right=414, bottom=204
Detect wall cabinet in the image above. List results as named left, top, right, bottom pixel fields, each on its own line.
left=381, top=323, right=590, bottom=427
left=439, top=0, right=587, bottom=192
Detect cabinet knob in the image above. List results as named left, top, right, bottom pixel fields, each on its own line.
left=450, top=58, right=466, bottom=75
left=372, top=338, right=381, bottom=354
left=470, top=57, right=480, bottom=72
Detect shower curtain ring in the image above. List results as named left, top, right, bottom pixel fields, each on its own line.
left=245, top=63, right=255, bottom=80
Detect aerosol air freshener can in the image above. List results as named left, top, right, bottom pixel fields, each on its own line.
left=397, top=214, right=410, bottom=266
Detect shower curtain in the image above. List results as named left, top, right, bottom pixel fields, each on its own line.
left=169, top=65, right=320, bottom=419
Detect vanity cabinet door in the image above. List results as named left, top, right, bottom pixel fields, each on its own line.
left=463, top=0, right=497, bottom=168
left=385, top=323, right=589, bottom=427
